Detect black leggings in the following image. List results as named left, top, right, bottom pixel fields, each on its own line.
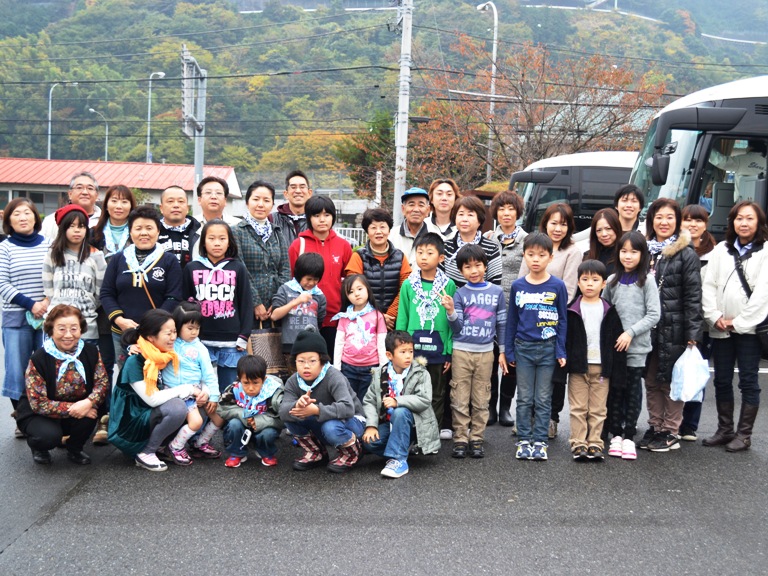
left=22, top=414, right=97, bottom=453
left=607, top=366, right=644, bottom=440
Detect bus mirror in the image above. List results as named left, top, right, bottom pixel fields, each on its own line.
left=509, top=170, right=557, bottom=188
left=651, top=153, right=670, bottom=186
left=654, top=107, right=747, bottom=150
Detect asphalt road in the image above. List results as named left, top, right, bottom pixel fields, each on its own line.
left=0, top=360, right=766, bottom=575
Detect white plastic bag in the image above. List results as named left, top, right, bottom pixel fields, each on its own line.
left=670, top=346, right=709, bottom=402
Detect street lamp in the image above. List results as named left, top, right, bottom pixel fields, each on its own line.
left=89, top=108, right=109, bottom=162
left=146, top=71, right=165, bottom=163
left=47, top=81, right=78, bottom=160
left=477, top=1, right=498, bottom=184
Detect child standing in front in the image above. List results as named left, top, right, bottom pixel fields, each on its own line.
left=332, top=274, right=388, bottom=404
left=442, top=244, right=507, bottom=459
left=396, top=233, right=457, bottom=440
left=505, top=233, right=567, bottom=461
left=601, top=231, right=660, bottom=460
left=565, top=260, right=626, bottom=462
left=361, top=331, right=440, bottom=478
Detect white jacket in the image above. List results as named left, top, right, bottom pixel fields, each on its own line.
left=702, top=240, right=768, bottom=338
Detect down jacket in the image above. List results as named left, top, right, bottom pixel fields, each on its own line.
left=649, top=230, right=703, bottom=382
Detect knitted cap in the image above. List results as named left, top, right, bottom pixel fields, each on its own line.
left=291, top=327, right=328, bottom=357
left=55, top=204, right=89, bottom=226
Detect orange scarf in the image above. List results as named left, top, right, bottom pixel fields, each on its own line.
left=136, top=336, right=179, bottom=396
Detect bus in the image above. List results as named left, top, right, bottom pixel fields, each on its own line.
left=630, top=75, right=768, bottom=238
left=511, top=151, right=637, bottom=233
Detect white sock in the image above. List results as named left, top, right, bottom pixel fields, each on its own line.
left=170, top=425, right=196, bottom=451
left=195, top=421, right=220, bottom=446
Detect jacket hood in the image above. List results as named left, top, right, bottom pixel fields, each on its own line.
left=277, top=203, right=305, bottom=217
left=298, top=229, right=337, bottom=242
left=661, top=229, right=692, bottom=258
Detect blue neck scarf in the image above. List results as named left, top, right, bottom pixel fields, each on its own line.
left=122, top=244, right=165, bottom=287
left=386, top=362, right=410, bottom=397
left=105, top=221, right=130, bottom=255
left=43, top=338, right=87, bottom=385
left=232, top=375, right=282, bottom=419
left=287, top=278, right=323, bottom=296
left=332, top=303, right=375, bottom=346
left=296, top=362, right=331, bottom=393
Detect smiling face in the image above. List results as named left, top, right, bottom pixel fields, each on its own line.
left=247, top=186, right=274, bottom=221
left=68, top=175, right=99, bottom=214
left=51, top=314, right=82, bottom=353
left=366, top=220, right=390, bottom=251
left=616, top=193, right=641, bottom=225
left=284, top=176, right=312, bottom=213
left=460, top=258, right=487, bottom=285
left=402, top=197, right=429, bottom=230
left=107, top=194, right=132, bottom=225
left=496, top=203, right=518, bottom=233
left=455, top=206, right=480, bottom=238
left=619, top=240, right=641, bottom=273
left=9, top=203, right=37, bottom=235
left=130, top=217, right=159, bottom=250
left=652, top=206, right=677, bottom=241
left=681, top=216, right=705, bottom=243
left=160, top=187, right=189, bottom=226
left=545, top=213, right=569, bottom=246
left=146, top=318, right=177, bottom=353
left=594, top=217, right=617, bottom=248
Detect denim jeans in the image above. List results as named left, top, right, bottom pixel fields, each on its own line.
left=362, top=407, right=416, bottom=461
left=712, top=334, right=762, bottom=406
left=340, top=362, right=375, bottom=405
left=2, top=325, right=42, bottom=400
left=286, top=416, right=365, bottom=447
left=514, top=338, right=556, bottom=443
left=223, top=418, right=280, bottom=458
left=207, top=346, right=246, bottom=394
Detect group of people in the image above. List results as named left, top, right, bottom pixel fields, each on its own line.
left=1, top=170, right=764, bottom=478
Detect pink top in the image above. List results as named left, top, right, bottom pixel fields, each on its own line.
left=337, top=309, right=387, bottom=367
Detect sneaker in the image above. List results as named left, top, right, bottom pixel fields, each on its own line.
left=261, top=456, right=278, bottom=467
left=679, top=426, right=697, bottom=442
left=189, top=443, right=222, bottom=459
left=515, top=441, right=533, bottom=460
left=621, top=438, right=637, bottom=460
left=134, top=452, right=168, bottom=472
left=92, top=414, right=109, bottom=445
left=637, top=427, right=656, bottom=450
left=469, top=441, right=485, bottom=459
left=452, top=442, right=468, bottom=459
left=572, top=446, right=589, bottom=461
left=531, top=441, right=549, bottom=461
left=587, top=446, right=605, bottom=461
left=381, top=458, right=409, bottom=478
left=225, top=455, right=248, bottom=468
left=608, top=436, right=624, bottom=457
left=439, top=429, right=453, bottom=441
left=648, top=432, right=681, bottom=453
left=548, top=420, right=558, bottom=439
left=159, top=445, right=193, bottom=466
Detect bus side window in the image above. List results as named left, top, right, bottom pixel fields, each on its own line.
left=533, top=187, right=568, bottom=228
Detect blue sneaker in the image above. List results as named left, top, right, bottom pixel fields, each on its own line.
left=531, top=442, right=548, bottom=461
left=515, top=441, right=533, bottom=460
left=381, top=458, right=409, bottom=478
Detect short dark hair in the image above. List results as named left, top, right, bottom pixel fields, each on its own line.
left=305, top=196, right=336, bottom=229
left=340, top=274, right=378, bottom=311
left=645, top=198, right=681, bottom=240
left=456, top=243, right=487, bottom=270
left=197, top=176, right=229, bottom=198
left=44, top=304, right=87, bottom=337
left=385, top=330, right=413, bottom=354
left=128, top=205, right=161, bottom=231
left=173, top=301, right=203, bottom=333
left=726, top=200, right=768, bottom=246
left=237, top=354, right=267, bottom=381
left=539, top=203, right=575, bottom=249
left=294, top=252, right=325, bottom=280
left=361, top=208, right=393, bottom=232
left=245, top=180, right=275, bottom=203
left=523, top=231, right=554, bottom=254
left=285, top=170, right=310, bottom=189
left=3, top=198, right=42, bottom=235
left=450, top=195, right=487, bottom=228
left=614, top=184, right=645, bottom=210
left=198, top=219, right=238, bottom=259
left=413, top=232, right=445, bottom=255
left=490, top=190, right=524, bottom=220
left=578, top=259, right=608, bottom=280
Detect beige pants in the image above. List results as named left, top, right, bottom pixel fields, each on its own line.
left=568, top=365, right=609, bottom=449
left=645, top=349, right=684, bottom=434
left=450, top=349, right=494, bottom=443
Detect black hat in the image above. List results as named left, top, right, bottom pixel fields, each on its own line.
left=291, top=327, right=328, bottom=357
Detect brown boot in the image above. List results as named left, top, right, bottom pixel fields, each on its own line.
left=726, top=403, right=759, bottom=452
left=702, top=401, right=735, bottom=446
left=327, top=437, right=362, bottom=473
left=292, top=434, right=329, bottom=471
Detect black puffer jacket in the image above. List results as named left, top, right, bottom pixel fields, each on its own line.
left=649, top=230, right=703, bottom=382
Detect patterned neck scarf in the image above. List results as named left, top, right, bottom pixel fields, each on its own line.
left=408, top=269, right=449, bottom=331
left=105, top=221, right=130, bottom=255
left=161, top=218, right=191, bottom=233
left=332, top=303, right=375, bottom=345
left=386, top=361, right=410, bottom=397
left=43, top=338, right=86, bottom=385
left=286, top=278, right=323, bottom=296
left=296, top=361, right=331, bottom=393
left=497, top=226, right=521, bottom=243
left=136, top=336, right=179, bottom=396
left=244, top=213, right=272, bottom=243
left=122, top=244, right=165, bottom=287
left=196, top=256, right=230, bottom=272
left=232, top=375, right=282, bottom=419
left=647, top=234, right=677, bottom=256
left=456, top=230, right=482, bottom=250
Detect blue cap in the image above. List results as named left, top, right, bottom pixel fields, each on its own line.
left=401, top=187, right=429, bottom=202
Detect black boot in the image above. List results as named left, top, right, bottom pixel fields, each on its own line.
left=726, top=403, right=759, bottom=452
left=702, top=401, right=735, bottom=446
left=487, top=402, right=498, bottom=426
left=498, top=394, right=514, bottom=427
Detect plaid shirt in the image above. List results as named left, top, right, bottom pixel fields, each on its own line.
left=233, top=220, right=290, bottom=308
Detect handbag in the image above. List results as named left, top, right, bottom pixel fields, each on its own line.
left=730, top=249, right=768, bottom=358
left=249, top=319, right=289, bottom=378
left=670, top=346, right=709, bottom=402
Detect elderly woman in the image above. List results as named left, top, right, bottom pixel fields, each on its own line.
left=0, top=198, right=50, bottom=438
left=14, top=305, right=109, bottom=465
left=443, top=195, right=502, bottom=287
left=702, top=201, right=768, bottom=452
left=428, top=178, right=461, bottom=241
left=109, top=309, right=205, bottom=471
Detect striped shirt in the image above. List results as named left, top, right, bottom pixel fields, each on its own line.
left=0, top=235, right=50, bottom=312
left=442, top=235, right=502, bottom=288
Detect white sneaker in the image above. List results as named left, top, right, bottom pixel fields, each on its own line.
left=608, top=436, right=623, bottom=457
left=439, top=429, right=453, bottom=441
left=134, top=452, right=168, bottom=472
left=621, top=438, right=637, bottom=460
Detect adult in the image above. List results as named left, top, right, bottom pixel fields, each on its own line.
left=613, top=184, right=645, bottom=235
left=90, top=184, right=136, bottom=259
left=14, top=305, right=108, bottom=465
left=272, top=170, right=313, bottom=247
left=41, top=172, right=102, bottom=241
left=195, top=175, right=239, bottom=227
left=0, top=198, right=50, bottom=438
left=443, top=195, right=502, bottom=287
left=428, top=178, right=460, bottom=241
left=345, top=208, right=411, bottom=331
left=702, top=201, right=768, bottom=452
left=100, top=205, right=182, bottom=368
left=639, top=198, right=702, bottom=453
left=584, top=208, right=622, bottom=276
left=485, top=190, right=528, bottom=427
left=389, top=187, right=436, bottom=264
left=157, top=186, right=200, bottom=269
left=108, top=309, right=205, bottom=471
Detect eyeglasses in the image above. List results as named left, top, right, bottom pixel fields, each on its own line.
left=53, top=326, right=81, bottom=335
left=72, top=184, right=97, bottom=193
left=201, top=191, right=226, bottom=198
left=295, top=358, right=320, bottom=366
left=288, top=184, right=309, bottom=192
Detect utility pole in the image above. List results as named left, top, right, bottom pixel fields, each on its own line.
left=181, top=45, right=207, bottom=187
left=392, top=0, right=413, bottom=227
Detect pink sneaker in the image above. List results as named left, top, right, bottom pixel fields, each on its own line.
left=190, top=443, right=221, bottom=459
left=621, top=438, right=637, bottom=460
left=608, top=436, right=623, bottom=457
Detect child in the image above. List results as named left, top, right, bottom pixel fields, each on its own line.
left=565, top=260, right=626, bottom=462
left=442, top=244, right=507, bottom=459
left=361, top=331, right=440, bottom=478
left=271, top=252, right=327, bottom=365
left=332, top=274, right=388, bottom=403
left=183, top=220, right=254, bottom=394
left=157, top=302, right=221, bottom=465
left=601, top=231, right=661, bottom=460
left=505, top=232, right=568, bottom=461
left=278, top=328, right=366, bottom=473
left=202, top=354, right=283, bottom=468
left=396, top=232, right=457, bottom=440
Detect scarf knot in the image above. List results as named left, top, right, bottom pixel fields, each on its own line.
left=233, top=375, right=282, bottom=419
left=43, top=338, right=87, bottom=385
left=331, top=303, right=375, bottom=346
left=122, top=244, right=165, bottom=287
left=647, top=234, right=677, bottom=256
left=296, top=362, right=331, bottom=393
left=286, top=278, right=323, bottom=296
left=136, top=336, right=179, bottom=396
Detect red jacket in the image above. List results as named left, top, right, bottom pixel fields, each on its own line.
left=288, top=230, right=352, bottom=328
